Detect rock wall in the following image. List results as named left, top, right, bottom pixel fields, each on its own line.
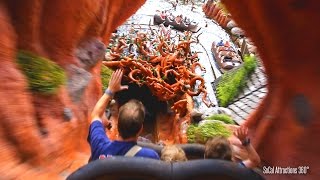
left=222, top=0, right=320, bottom=178
left=1, top=0, right=319, bottom=178
left=0, top=0, right=145, bottom=179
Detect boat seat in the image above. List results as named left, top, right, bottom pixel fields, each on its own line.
left=67, top=157, right=264, bottom=180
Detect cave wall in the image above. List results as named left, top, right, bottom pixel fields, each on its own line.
left=0, top=0, right=146, bottom=179
left=222, top=0, right=320, bottom=178
left=1, top=0, right=319, bottom=178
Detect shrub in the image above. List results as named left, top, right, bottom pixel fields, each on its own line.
left=195, top=122, right=232, bottom=144
left=101, top=65, right=113, bottom=91
left=216, top=55, right=257, bottom=107
left=187, top=124, right=198, bottom=143
left=187, top=122, right=232, bottom=144
left=17, top=50, right=66, bottom=94
left=206, top=114, right=235, bottom=124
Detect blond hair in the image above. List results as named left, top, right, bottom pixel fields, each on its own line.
left=161, top=145, right=187, bottom=162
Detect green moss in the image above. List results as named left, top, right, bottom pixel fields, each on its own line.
left=206, top=114, right=235, bottom=124
left=187, top=124, right=198, bottom=143
left=187, top=121, right=232, bottom=144
left=101, top=65, right=113, bottom=91
left=17, top=50, right=66, bottom=94
left=195, top=122, right=232, bottom=144
left=216, top=55, right=257, bottom=107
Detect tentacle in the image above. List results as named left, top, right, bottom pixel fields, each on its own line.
left=202, top=90, right=215, bottom=107
left=102, top=61, right=121, bottom=69
left=133, top=61, right=153, bottom=77
left=155, top=65, right=162, bottom=79
left=164, top=69, right=180, bottom=78
left=128, top=69, right=142, bottom=84
left=186, top=76, right=205, bottom=96
left=158, top=41, right=169, bottom=56
left=191, top=62, right=206, bottom=73
left=149, top=56, right=163, bottom=64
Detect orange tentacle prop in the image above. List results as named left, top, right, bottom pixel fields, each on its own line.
left=128, top=69, right=142, bottom=86
left=187, top=76, right=205, bottom=96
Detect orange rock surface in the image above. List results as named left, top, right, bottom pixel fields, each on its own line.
left=0, top=0, right=145, bottom=179
left=1, top=0, right=320, bottom=179
left=222, top=0, right=320, bottom=178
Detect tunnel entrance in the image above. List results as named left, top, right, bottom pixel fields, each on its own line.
left=115, top=83, right=168, bottom=143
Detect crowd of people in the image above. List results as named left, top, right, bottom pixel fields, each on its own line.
left=88, top=70, right=260, bottom=169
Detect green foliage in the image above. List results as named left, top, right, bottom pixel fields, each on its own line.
left=196, top=122, right=232, bottom=144
left=243, top=55, right=257, bottom=72
left=17, top=50, right=66, bottom=94
left=216, top=55, right=257, bottom=107
left=206, top=114, right=235, bottom=124
left=101, top=65, right=113, bottom=91
left=187, top=124, right=198, bottom=143
left=187, top=122, right=232, bottom=144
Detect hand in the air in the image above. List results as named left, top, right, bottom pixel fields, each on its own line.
left=107, top=69, right=128, bottom=93
left=234, top=126, right=248, bottom=142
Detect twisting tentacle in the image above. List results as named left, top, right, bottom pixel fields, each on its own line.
left=104, top=25, right=212, bottom=117
left=128, top=69, right=142, bottom=86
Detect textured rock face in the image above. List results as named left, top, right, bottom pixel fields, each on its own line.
left=0, top=0, right=146, bottom=178
left=222, top=0, right=320, bottom=178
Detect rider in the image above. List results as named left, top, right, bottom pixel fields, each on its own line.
left=88, top=69, right=160, bottom=161
left=204, top=126, right=261, bottom=168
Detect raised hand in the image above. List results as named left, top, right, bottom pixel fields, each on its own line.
left=234, top=126, right=248, bottom=142
left=107, top=69, right=128, bottom=93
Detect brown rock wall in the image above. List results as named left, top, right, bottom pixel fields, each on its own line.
left=222, top=0, right=320, bottom=178
left=0, top=0, right=146, bottom=178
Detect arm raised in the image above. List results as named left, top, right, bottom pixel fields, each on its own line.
left=91, top=69, right=128, bottom=123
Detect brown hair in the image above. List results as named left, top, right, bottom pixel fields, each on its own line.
left=118, top=99, right=145, bottom=139
left=204, top=136, right=232, bottom=161
left=161, top=145, right=187, bottom=162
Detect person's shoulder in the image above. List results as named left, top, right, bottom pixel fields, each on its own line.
left=90, top=120, right=103, bottom=128
left=238, top=161, right=247, bottom=168
left=138, top=147, right=160, bottom=159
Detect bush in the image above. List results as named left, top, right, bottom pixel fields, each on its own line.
left=205, top=114, right=235, bottom=124
left=216, top=55, right=257, bottom=107
left=101, top=65, right=113, bottom=91
left=195, top=122, right=232, bottom=144
left=187, top=122, right=232, bottom=144
left=187, top=124, right=198, bottom=143
left=17, top=50, right=66, bottom=94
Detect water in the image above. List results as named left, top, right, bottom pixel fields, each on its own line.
left=117, top=0, right=233, bottom=116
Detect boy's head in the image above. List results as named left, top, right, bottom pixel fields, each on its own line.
left=204, top=136, right=232, bottom=161
left=118, top=99, right=145, bottom=139
left=161, top=145, right=187, bottom=162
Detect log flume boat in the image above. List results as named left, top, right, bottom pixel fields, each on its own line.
left=211, top=40, right=242, bottom=72
left=153, top=13, right=200, bottom=33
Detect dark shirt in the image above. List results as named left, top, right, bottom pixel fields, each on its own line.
left=88, top=121, right=160, bottom=161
